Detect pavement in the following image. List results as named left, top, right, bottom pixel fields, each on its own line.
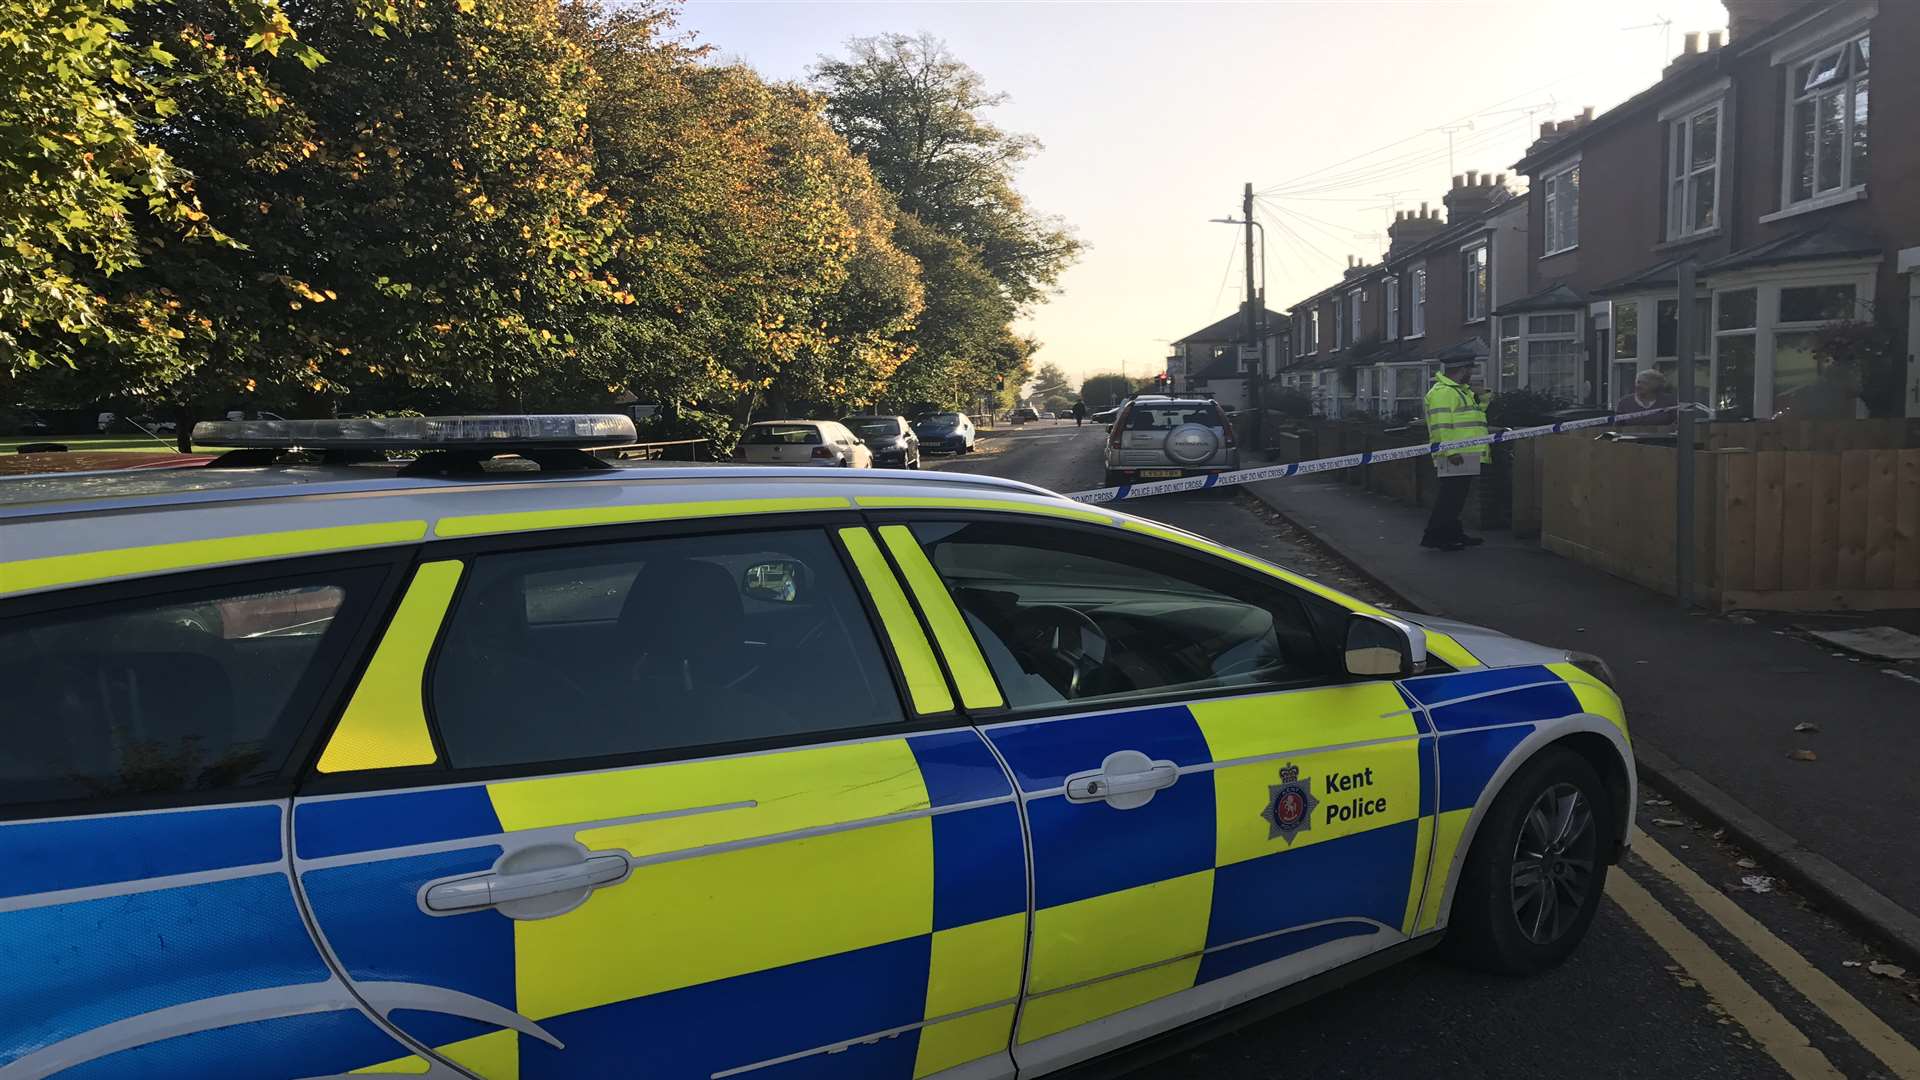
left=1236, top=469, right=1920, bottom=970
left=932, top=422, right=1920, bottom=1079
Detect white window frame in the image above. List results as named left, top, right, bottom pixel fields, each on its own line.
left=1385, top=276, right=1400, bottom=340
left=1518, top=311, right=1582, bottom=399
left=1667, top=102, right=1723, bottom=240
left=1334, top=296, right=1347, bottom=350
left=1776, top=27, right=1870, bottom=213
left=1541, top=159, right=1580, bottom=257
left=1462, top=243, right=1489, bottom=324
left=1409, top=268, right=1427, bottom=338
left=1348, top=288, right=1364, bottom=345
left=1306, top=308, right=1319, bottom=354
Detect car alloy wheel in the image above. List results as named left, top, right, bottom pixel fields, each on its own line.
left=1443, top=746, right=1611, bottom=975
left=1509, top=782, right=1597, bottom=945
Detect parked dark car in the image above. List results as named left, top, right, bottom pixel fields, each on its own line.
left=839, top=414, right=921, bottom=469
left=911, top=411, right=976, bottom=454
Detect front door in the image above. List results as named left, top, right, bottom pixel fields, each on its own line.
left=292, top=523, right=1027, bottom=1079
left=879, top=517, right=1436, bottom=1074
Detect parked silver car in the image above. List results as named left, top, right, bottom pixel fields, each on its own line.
left=1103, top=396, right=1239, bottom=487
left=739, top=420, right=873, bottom=467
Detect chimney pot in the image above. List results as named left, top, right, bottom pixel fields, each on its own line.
left=1708, top=30, right=1723, bottom=49
left=1420, top=201, right=1430, bottom=215
left=1582, top=106, right=1594, bottom=121
left=1467, top=169, right=1480, bottom=186
left=1496, top=172, right=1507, bottom=186
left=1540, top=121, right=1554, bottom=138
left=1684, top=30, right=1700, bottom=53
left=1452, top=174, right=1466, bottom=189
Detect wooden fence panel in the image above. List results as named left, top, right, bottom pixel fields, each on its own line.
left=1866, top=451, right=1899, bottom=589
left=1838, top=450, right=1870, bottom=588
left=1781, top=453, right=1812, bottom=591
left=1898, top=449, right=1920, bottom=591
left=1809, top=453, right=1842, bottom=588
left=1721, top=452, right=1757, bottom=592
left=1753, top=452, right=1786, bottom=592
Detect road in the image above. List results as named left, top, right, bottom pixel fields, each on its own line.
left=928, top=421, right=1920, bottom=1080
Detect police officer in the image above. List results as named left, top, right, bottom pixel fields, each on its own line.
left=1422, top=356, right=1489, bottom=551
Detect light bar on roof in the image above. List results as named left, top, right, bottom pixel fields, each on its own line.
left=190, top=414, right=639, bottom=451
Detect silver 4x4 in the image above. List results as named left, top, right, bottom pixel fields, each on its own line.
left=1103, top=397, right=1240, bottom=487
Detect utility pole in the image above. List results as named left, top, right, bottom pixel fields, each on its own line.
left=1675, top=259, right=1698, bottom=608
left=1242, top=182, right=1265, bottom=447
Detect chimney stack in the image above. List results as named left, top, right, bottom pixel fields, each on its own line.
left=1388, top=201, right=1446, bottom=260
left=1442, top=168, right=1509, bottom=224
left=1725, top=0, right=1817, bottom=43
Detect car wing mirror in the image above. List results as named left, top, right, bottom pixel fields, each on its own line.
left=743, top=560, right=808, bottom=604
left=1344, top=612, right=1427, bottom=678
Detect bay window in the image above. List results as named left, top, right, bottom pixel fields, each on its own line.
left=1524, top=313, right=1581, bottom=401
left=1498, top=316, right=1521, bottom=392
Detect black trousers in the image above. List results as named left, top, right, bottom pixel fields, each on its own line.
left=1424, top=474, right=1474, bottom=545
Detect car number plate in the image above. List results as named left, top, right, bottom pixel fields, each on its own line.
left=1139, top=469, right=1181, bottom=478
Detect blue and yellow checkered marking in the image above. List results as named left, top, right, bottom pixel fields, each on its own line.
left=0, top=803, right=281, bottom=899
left=300, top=732, right=1028, bottom=1079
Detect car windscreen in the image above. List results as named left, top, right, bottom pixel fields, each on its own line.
left=844, top=418, right=900, bottom=437
left=1128, top=404, right=1224, bottom=430
left=745, top=424, right=822, bottom=445
left=916, top=413, right=962, bottom=428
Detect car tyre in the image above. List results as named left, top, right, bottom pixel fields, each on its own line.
left=1444, top=746, right=1610, bottom=976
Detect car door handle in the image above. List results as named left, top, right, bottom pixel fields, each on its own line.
left=423, top=854, right=628, bottom=913
left=1064, top=753, right=1180, bottom=808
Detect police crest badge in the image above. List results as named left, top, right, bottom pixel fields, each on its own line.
left=1262, top=763, right=1318, bottom=844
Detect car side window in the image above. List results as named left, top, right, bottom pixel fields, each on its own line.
left=908, top=520, right=1343, bottom=710
left=429, top=528, right=905, bottom=769
left=0, top=572, right=378, bottom=808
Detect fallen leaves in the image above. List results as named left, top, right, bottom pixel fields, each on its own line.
left=1787, top=749, right=1818, bottom=762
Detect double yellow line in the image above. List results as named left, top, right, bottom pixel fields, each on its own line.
left=1610, top=828, right=1920, bottom=1079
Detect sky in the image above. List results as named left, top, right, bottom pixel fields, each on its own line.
left=672, top=0, right=1731, bottom=384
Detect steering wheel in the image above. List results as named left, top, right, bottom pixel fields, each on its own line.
left=1008, top=605, right=1110, bottom=699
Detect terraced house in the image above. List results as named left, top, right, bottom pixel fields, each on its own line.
left=1276, top=0, right=1915, bottom=423
left=1278, top=174, right=1527, bottom=420
left=1510, top=0, right=1917, bottom=420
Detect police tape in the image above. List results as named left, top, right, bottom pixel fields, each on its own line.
left=1067, top=403, right=1709, bottom=505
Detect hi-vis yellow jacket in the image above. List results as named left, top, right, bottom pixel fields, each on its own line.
left=1425, top=373, right=1490, bottom=463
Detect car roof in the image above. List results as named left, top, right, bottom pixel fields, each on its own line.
left=0, top=463, right=1100, bottom=599
left=749, top=419, right=832, bottom=426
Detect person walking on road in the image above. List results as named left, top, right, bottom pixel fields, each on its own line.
left=1421, top=356, right=1489, bottom=551
left=1071, top=400, right=1087, bottom=427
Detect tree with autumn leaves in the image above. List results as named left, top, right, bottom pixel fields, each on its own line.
left=3, top=0, right=1071, bottom=440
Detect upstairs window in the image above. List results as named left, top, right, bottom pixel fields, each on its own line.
left=1348, top=288, right=1364, bottom=344
left=1334, top=296, right=1347, bottom=349
left=1462, top=243, right=1489, bottom=323
left=1410, top=268, right=1427, bottom=337
left=1668, top=104, right=1721, bottom=238
left=1786, top=32, right=1869, bottom=205
left=1543, top=163, right=1580, bottom=255
left=1307, top=308, right=1320, bottom=353
left=1385, top=276, right=1400, bottom=340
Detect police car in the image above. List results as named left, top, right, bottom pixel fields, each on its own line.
left=0, top=415, right=1631, bottom=1079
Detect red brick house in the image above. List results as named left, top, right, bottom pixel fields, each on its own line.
left=1511, top=0, right=1917, bottom=419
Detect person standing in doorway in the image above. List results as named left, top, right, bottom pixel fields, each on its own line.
left=1421, top=357, right=1489, bottom=551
